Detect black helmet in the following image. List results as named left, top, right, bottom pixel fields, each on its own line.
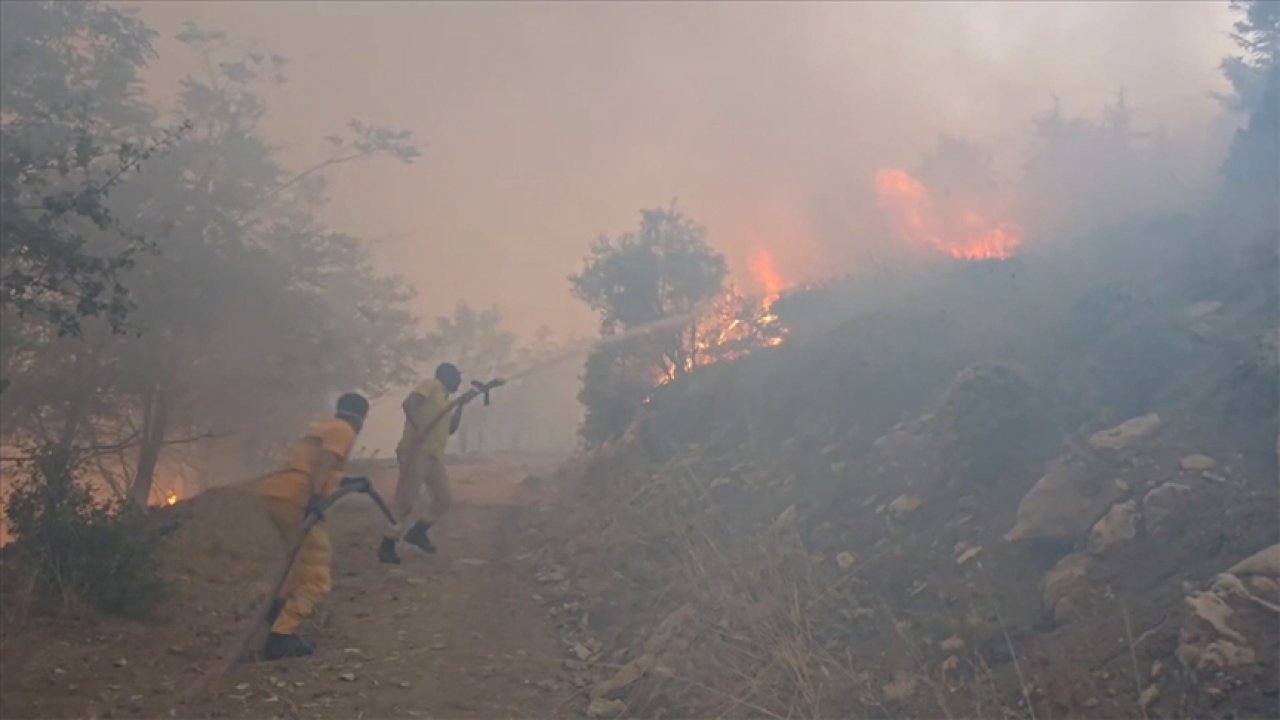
left=435, top=362, right=462, bottom=393
left=336, top=392, right=370, bottom=420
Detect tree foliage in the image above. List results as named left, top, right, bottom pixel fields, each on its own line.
left=0, top=1, right=169, bottom=340
left=1, top=3, right=425, bottom=513
left=1220, top=0, right=1280, bottom=202
left=569, top=206, right=727, bottom=444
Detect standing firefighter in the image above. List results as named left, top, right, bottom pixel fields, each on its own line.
left=259, top=392, right=369, bottom=660
left=379, top=362, right=472, bottom=563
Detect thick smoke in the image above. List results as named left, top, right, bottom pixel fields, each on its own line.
left=130, top=1, right=1237, bottom=334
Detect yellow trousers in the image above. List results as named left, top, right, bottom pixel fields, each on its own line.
left=384, top=451, right=451, bottom=540
left=264, top=497, right=331, bottom=635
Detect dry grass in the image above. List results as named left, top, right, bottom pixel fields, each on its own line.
left=533, top=430, right=1047, bottom=720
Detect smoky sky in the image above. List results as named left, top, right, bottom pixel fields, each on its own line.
left=126, top=1, right=1236, bottom=338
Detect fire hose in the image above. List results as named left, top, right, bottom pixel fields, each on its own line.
left=171, top=378, right=506, bottom=709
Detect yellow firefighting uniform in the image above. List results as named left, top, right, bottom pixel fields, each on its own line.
left=384, top=377, right=454, bottom=540
left=259, top=417, right=357, bottom=635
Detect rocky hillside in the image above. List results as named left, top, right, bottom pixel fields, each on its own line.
left=518, top=226, right=1278, bottom=719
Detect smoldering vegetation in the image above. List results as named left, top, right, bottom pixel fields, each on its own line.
left=518, top=5, right=1279, bottom=720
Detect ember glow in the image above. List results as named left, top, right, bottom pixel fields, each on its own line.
left=874, top=168, right=1022, bottom=260
left=166, top=492, right=178, bottom=506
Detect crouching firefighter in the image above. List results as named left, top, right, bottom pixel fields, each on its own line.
left=258, top=392, right=369, bottom=660
left=379, top=362, right=473, bottom=563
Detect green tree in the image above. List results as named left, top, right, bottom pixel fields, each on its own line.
left=569, top=206, right=726, bottom=444
left=0, top=1, right=173, bottom=343
left=569, top=206, right=726, bottom=382
left=1220, top=0, right=1280, bottom=202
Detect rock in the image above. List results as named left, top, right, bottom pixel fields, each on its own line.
left=883, top=671, right=918, bottom=701
left=1184, top=591, right=1245, bottom=643
left=399, top=680, right=411, bottom=689
left=1043, top=553, right=1092, bottom=623
left=940, top=635, right=965, bottom=651
left=941, top=655, right=960, bottom=673
left=1142, top=483, right=1193, bottom=535
left=1225, top=544, right=1280, bottom=578
left=887, top=493, right=921, bottom=520
left=1248, top=575, right=1279, bottom=596
left=1211, top=573, right=1280, bottom=613
left=769, top=505, right=798, bottom=533
left=1139, top=684, right=1159, bottom=710
left=956, top=546, right=982, bottom=565
left=1179, top=454, right=1216, bottom=471
left=536, top=566, right=567, bottom=584
left=591, top=653, right=655, bottom=700
left=571, top=643, right=593, bottom=661
left=1006, top=456, right=1127, bottom=543
left=587, top=698, right=626, bottom=718
left=1087, top=413, right=1161, bottom=451
left=339, top=672, right=356, bottom=682
left=1087, top=501, right=1138, bottom=555
left=234, top=683, right=250, bottom=691
left=836, top=551, right=857, bottom=569
left=113, top=658, right=128, bottom=668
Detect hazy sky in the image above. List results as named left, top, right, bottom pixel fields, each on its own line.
left=127, top=1, right=1237, bottom=338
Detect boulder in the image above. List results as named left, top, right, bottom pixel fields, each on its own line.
left=1087, top=413, right=1161, bottom=451
left=1225, top=544, right=1280, bottom=578
left=1006, top=454, right=1127, bottom=544
left=1179, top=454, right=1216, bottom=471
left=1043, top=553, right=1092, bottom=623
left=1141, top=483, right=1193, bottom=536
left=1087, top=501, right=1139, bottom=555
left=887, top=493, right=922, bottom=520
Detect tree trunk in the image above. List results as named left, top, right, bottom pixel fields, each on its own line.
left=129, top=388, right=168, bottom=507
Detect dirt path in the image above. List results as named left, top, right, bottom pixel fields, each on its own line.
left=1, top=455, right=581, bottom=720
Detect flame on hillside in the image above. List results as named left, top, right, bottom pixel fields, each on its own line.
left=676, top=248, right=789, bottom=379
left=749, top=248, right=786, bottom=301
left=166, top=492, right=178, bottom=506
left=874, top=168, right=1022, bottom=261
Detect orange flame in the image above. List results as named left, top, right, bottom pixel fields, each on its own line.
left=749, top=248, right=786, bottom=301
left=874, top=168, right=1021, bottom=260
left=166, top=492, right=178, bottom=506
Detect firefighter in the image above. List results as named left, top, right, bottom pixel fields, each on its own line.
left=379, top=362, right=474, bottom=563
left=258, top=392, right=369, bottom=660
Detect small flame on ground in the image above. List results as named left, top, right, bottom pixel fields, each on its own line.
left=874, top=168, right=1022, bottom=261
left=166, top=492, right=178, bottom=506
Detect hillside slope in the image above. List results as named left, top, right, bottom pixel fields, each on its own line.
left=519, top=228, right=1278, bottom=719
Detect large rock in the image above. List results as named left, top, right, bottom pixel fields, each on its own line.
left=1087, top=413, right=1161, bottom=451
left=1141, top=483, right=1193, bottom=536
left=1006, top=453, right=1128, bottom=544
left=1087, top=501, right=1138, bottom=555
left=1043, top=553, right=1092, bottom=623
left=1226, top=544, right=1280, bottom=579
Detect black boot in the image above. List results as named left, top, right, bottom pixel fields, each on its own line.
left=404, top=521, right=436, bottom=553
left=265, top=597, right=284, bottom=625
left=378, top=537, right=402, bottom=564
left=263, top=632, right=314, bottom=661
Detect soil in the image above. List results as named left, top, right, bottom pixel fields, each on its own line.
left=0, top=455, right=583, bottom=720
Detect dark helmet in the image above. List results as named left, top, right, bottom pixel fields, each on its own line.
left=335, top=392, right=370, bottom=421
left=435, top=362, right=462, bottom=393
